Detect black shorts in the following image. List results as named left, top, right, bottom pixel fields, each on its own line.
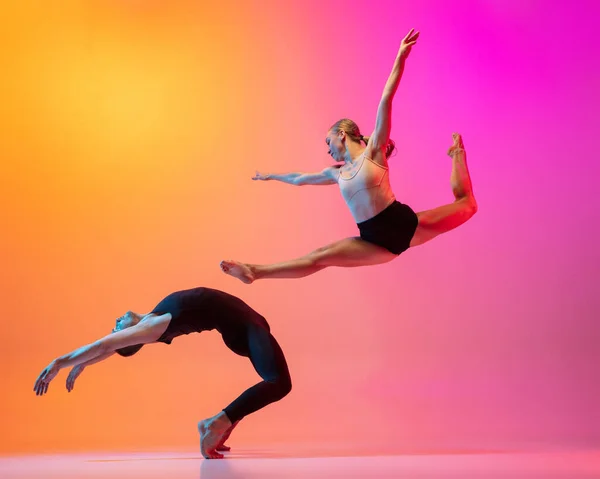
left=357, top=200, right=419, bottom=255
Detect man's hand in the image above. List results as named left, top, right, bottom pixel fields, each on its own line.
left=34, top=360, right=61, bottom=396
left=66, top=365, right=85, bottom=392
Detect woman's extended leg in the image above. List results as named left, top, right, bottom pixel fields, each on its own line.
left=410, top=133, right=478, bottom=247
left=220, top=237, right=396, bottom=284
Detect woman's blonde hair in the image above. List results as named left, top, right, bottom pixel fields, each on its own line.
left=330, top=118, right=396, bottom=158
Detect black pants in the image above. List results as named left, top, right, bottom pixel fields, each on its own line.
left=221, top=323, right=292, bottom=423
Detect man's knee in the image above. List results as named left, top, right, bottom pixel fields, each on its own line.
left=268, top=374, right=292, bottom=399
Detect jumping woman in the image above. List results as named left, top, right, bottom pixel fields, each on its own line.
left=220, top=29, right=477, bottom=284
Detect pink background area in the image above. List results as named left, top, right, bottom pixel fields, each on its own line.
left=1, top=0, right=598, bottom=453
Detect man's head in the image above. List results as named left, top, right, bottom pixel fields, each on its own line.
left=112, top=311, right=144, bottom=357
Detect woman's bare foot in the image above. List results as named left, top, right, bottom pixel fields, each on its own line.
left=446, top=132, right=475, bottom=201
left=197, top=412, right=232, bottom=459
left=219, top=260, right=255, bottom=284
left=447, top=132, right=464, bottom=157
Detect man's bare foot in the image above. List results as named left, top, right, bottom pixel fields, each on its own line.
left=198, top=420, right=223, bottom=459
left=215, top=420, right=239, bottom=452
left=447, top=132, right=465, bottom=157
left=220, top=260, right=255, bottom=284
left=197, top=412, right=232, bottom=459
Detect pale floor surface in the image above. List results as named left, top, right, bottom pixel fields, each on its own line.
left=1, top=446, right=599, bottom=478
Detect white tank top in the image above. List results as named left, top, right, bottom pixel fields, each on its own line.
left=338, top=153, right=396, bottom=223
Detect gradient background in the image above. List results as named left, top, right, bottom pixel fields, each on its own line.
left=1, top=0, right=598, bottom=454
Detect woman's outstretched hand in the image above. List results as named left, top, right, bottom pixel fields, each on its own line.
left=252, top=171, right=269, bottom=181
left=398, top=29, right=420, bottom=59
